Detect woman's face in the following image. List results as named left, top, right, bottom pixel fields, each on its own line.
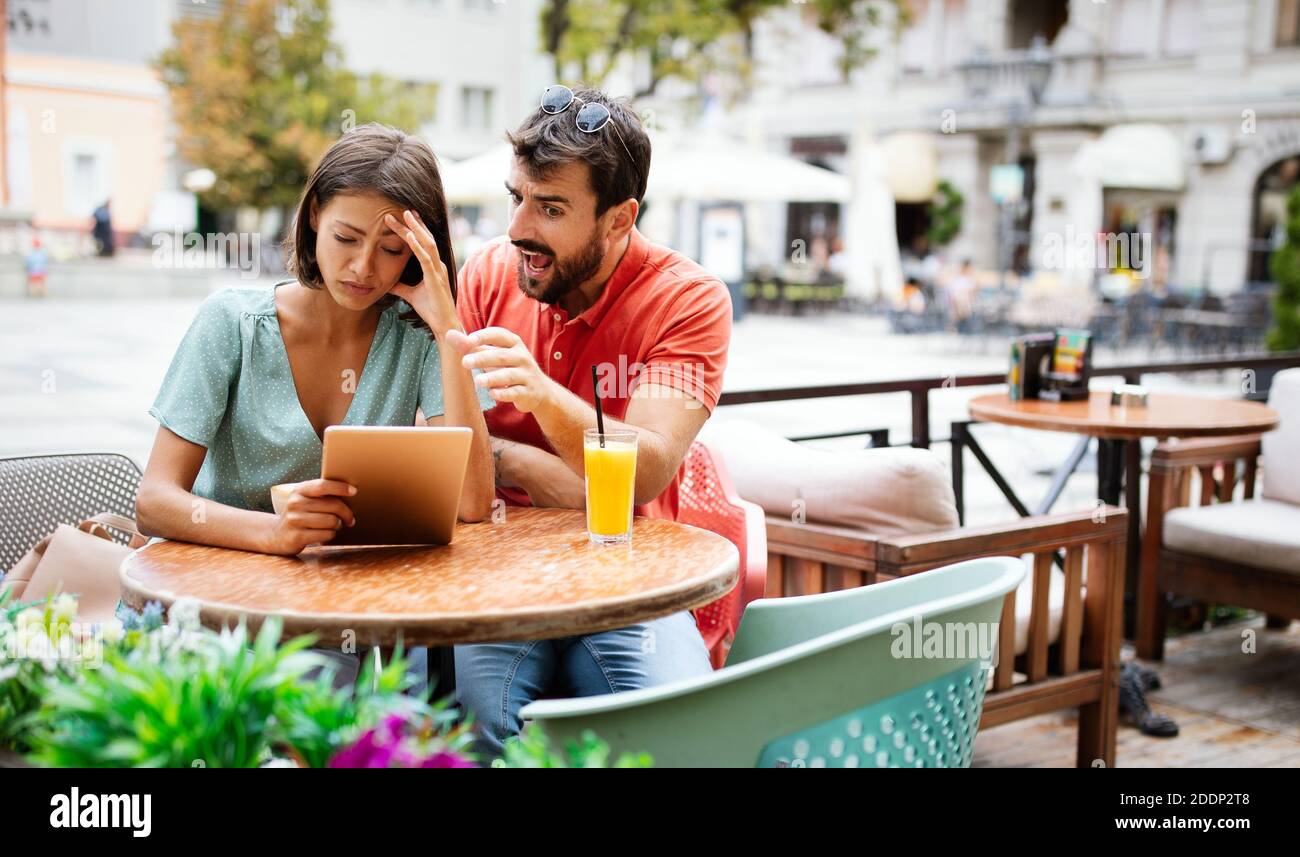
left=310, top=191, right=414, bottom=311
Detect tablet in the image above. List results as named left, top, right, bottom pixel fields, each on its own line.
left=320, top=425, right=472, bottom=546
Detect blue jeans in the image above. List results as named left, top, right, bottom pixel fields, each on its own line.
left=454, top=611, right=711, bottom=757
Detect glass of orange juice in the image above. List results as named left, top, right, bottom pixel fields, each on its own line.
left=584, top=428, right=638, bottom=544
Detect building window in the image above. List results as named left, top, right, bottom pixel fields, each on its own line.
left=1163, top=0, right=1199, bottom=56
left=941, top=0, right=968, bottom=71
left=1279, top=0, right=1300, bottom=47
left=1008, top=0, right=1067, bottom=49
left=461, top=86, right=494, bottom=130
left=1107, top=0, right=1153, bottom=57
left=898, top=0, right=932, bottom=74
left=63, top=141, right=112, bottom=219
left=405, top=81, right=440, bottom=127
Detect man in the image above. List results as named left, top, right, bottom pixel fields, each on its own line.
left=445, top=86, right=732, bottom=755
left=92, top=200, right=115, bottom=257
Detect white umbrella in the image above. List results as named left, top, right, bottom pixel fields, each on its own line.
left=441, top=144, right=514, bottom=206
left=844, top=125, right=903, bottom=303
left=647, top=134, right=850, bottom=203
left=440, top=135, right=850, bottom=205
left=1073, top=123, right=1187, bottom=192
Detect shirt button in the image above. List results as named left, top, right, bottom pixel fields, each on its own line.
left=553, top=351, right=563, bottom=360
left=553, top=313, right=561, bottom=322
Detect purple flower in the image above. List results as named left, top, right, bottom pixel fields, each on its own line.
left=328, top=714, right=475, bottom=768
left=328, top=727, right=395, bottom=768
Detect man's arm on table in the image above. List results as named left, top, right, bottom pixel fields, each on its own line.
left=450, top=321, right=718, bottom=507
left=493, top=435, right=586, bottom=510
left=529, top=382, right=708, bottom=506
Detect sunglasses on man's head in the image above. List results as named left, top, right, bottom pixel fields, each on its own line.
left=539, top=85, right=641, bottom=196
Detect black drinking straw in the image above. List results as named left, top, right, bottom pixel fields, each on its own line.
left=591, top=364, right=606, bottom=448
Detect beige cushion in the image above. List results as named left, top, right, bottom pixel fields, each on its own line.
left=698, top=419, right=959, bottom=536
left=700, top=420, right=1065, bottom=657
left=1163, top=498, right=1300, bottom=576
left=1262, top=368, right=1300, bottom=506
left=1009, top=556, right=1068, bottom=657
left=985, top=561, right=1070, bottom=690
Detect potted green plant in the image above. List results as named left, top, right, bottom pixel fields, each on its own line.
left=1266, top=185, right=1300, bottom=353
left=1260, top=184, right=1300, bottom=396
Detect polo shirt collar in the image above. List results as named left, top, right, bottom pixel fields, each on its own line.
left=573, top=228, right=648, bottom=328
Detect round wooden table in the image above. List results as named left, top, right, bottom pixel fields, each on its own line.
left=967, top=391, right=1279, bottom=630
left=119, top=507, right=739, bottom=649
left=968, top=391, right=1278, bottom=442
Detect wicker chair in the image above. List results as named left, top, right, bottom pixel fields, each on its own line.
left=678, top=441, right=767, bottom=668
left=0, top=453, right=142, bottom=574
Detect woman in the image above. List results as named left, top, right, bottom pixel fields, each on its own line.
left=136, top=124, right=495, bottom=554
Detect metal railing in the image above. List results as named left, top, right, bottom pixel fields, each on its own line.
left=716, top=352, right=1300, bottom=449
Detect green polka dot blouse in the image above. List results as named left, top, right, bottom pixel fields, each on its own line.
left=149, top=284, right=494, bottom=514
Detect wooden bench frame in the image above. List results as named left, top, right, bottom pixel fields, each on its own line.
left=1137, top=436, right=1299, bottom=661
left=764, top=507, right=1128, bottom=767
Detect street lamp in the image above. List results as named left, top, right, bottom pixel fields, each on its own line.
left=959, top=45, right=994, bottom=100
left=1024, top=35, right=1053, bottom=107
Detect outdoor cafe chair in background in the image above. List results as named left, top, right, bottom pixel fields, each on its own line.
left=521, top=557, right=1025, bottom=767
left=0, top=452, right=143, bottom=575
left=679, top=440, right=767, bottom=668
left=1137, top=367, right=1300, bottom=661
left=699, top=419, right=1128, bottom=768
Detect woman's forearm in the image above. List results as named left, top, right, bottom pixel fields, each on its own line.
left=136, top=479, right=276, bottom=552
left=437, top=333, right=495, bottom=522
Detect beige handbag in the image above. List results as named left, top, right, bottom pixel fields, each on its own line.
left=2, top=513, right=147, bottom=622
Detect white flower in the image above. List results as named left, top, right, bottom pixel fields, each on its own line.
left=168, top=597, right=202, bottom=633
left=52, top=594, right=78, bottom=623
left=17, top=626, right=51, bottom=662
left=79, top=637, right=104, bottom=667
left=99, top=619, right=125, bottom=646
left=15, top=608, right=44, bottom=632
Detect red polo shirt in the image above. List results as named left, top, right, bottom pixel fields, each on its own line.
left=457, top=227, right=732, bottom=521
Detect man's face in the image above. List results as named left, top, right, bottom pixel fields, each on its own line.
left=505, top=158, right=609, bottom=306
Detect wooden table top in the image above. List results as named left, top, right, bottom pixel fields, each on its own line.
left=968, top=391, right=1279, bottom=440
left=119, top=507, right=739, bottom=647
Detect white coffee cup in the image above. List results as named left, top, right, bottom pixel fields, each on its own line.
left=270, top=482, right=298, bottom=516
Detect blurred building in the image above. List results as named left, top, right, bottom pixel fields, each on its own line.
left=3, top=0, right=172, bottom=254
left=1, top=0, right=550, bottom=256
left=332, top=0, right=550, bottom=160
left=675, top=0, right=1300, bottom=299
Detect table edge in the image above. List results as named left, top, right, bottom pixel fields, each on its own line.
left=118, top=542, right=740, bottom=647
left=968, top=395, right=1280, bottom=439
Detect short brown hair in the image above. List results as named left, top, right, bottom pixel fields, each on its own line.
left=285, top=123, right=455, bottom=330
left=507, top=88, right=650, bottom=216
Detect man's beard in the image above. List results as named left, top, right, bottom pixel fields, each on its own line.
left=514, top=230, right=605, bottom=306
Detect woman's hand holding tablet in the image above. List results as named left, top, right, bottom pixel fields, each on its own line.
left=262, top=478, right=357, bottom=555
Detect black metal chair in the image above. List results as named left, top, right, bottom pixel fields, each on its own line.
left=0, top=453, right=142, bottom=574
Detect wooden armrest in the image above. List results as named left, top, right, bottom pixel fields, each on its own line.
left=1151, top=436, right=1262, bottom=471
left=876, top=507, right=1127, bottom=570
left=765, top=515, right=878, bottom=564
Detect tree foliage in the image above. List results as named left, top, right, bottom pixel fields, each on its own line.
left=157, top=0, right=437, bottom=210
left=540, top=0, right=899, bottom=98
left=1267, top=184, right=1300, bottom=353
left=926, top=179, right=964, bottom=249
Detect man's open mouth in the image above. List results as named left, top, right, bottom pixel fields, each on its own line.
left=520, top=249, right=554, bottom=278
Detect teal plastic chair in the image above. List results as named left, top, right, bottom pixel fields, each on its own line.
left=520, top=557, right=1025, bottom=767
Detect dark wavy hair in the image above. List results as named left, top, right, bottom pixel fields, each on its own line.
left=507, top=87, right=650, bottom=216
left=284, top=123, right=455, bottom=332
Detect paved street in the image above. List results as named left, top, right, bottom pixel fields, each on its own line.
left=0, top=278, right=1246, bottom=526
